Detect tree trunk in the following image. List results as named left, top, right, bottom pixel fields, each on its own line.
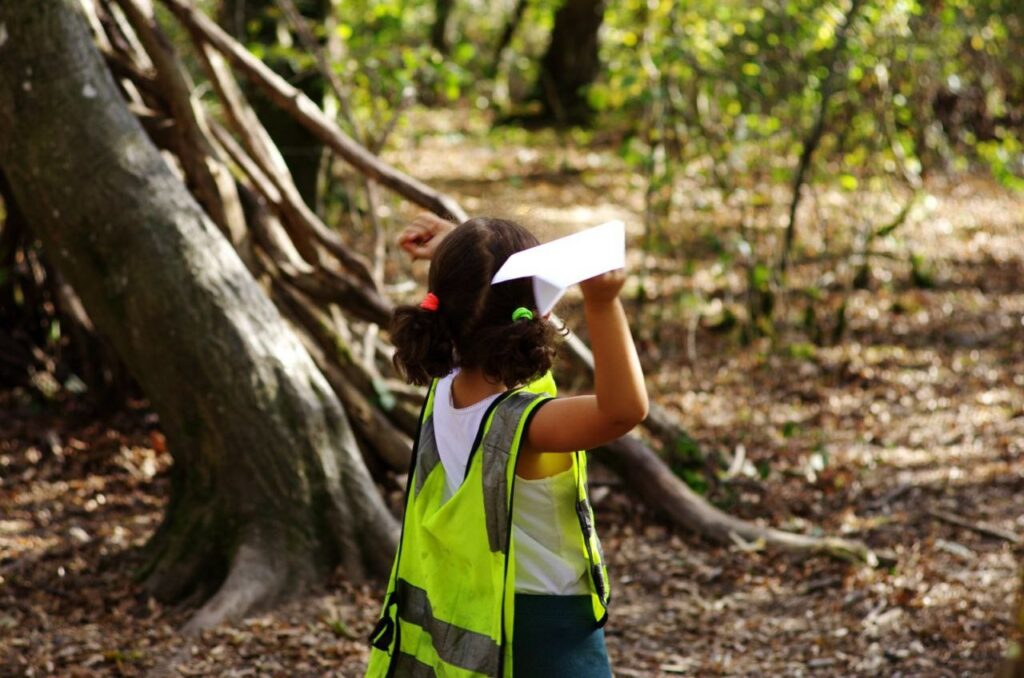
left=535, top=0, right=606, bottom=123
left=0, top=0, right=397, bottom=632
left=431, top=0, right=454, bottom=55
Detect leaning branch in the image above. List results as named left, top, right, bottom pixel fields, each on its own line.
left=111, top=0, right=251, bottom=258
left=157, top=0, right=468, bottom=223
left=192, top=41, right=375, bottom=283
left=927, top=509, right=1021, bottom=544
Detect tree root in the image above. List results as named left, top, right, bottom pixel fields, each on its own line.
left=181, top=531, right=312, bottom=635
left=600, top=435, right=891, bottom=567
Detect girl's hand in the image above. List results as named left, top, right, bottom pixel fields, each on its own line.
left=580, top=269, right=626, bottom=305
left=397, top=212, right=456, bottom=260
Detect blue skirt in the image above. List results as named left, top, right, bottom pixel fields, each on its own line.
left=512, top=594, right=612, bottom=677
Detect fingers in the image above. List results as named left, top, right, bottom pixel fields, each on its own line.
left=396, top=212, right=456, bottom=260
left=397, top=225, right=426, bottom=247
left=581, top=268, right=625, bottom=285
left=404, top=241, right=434, bottom=259
left=580, top=268, right=626, bottom=302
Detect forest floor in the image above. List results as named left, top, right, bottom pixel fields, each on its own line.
left=2, top=110, right=1023, bottom=677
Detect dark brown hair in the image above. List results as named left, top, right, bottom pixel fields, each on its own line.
left=390, top=217, right=558, bottom=386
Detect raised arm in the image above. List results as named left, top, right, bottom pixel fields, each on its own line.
left=523, top=270, right=648, bottom=453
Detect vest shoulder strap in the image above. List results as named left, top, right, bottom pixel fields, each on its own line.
left=479, top=390, right=550, bottom=554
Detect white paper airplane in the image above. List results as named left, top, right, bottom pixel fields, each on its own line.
left=491, top=220, right=626, bottom=315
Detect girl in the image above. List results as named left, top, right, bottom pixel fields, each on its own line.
left=366, top=215, right=647, bottom=677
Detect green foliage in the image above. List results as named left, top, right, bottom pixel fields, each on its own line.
left=213, top=0, right=1022, bottom=194
left=582, top=0, right=1021, bottom=341
left=909, top=251, right=935, bottom=288
left=787, top=342, right=817, bottom=361
left=668, top=432, right=709, bottom=494
left=595, top=0, right=1021, bottom=198
left=197, top=0, right=1019, bottom=348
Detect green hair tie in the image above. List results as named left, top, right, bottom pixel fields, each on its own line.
left=512, top=307, right=534, bottom=322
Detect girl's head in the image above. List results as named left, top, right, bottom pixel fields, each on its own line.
left=391, top=217, right=558, bottom=386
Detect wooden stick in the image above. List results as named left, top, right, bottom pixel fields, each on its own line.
left=192, top=41, right=375, bottom=283
left=112, top=0, right=251, bottom=260
left=270, top=272, right=413, bottom=470
left=210, top=124, right=313, bottom=274
left=927, top=509, right=1021, bottom=544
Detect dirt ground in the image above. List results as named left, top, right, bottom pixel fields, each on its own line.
left=2, top=112, right=1022, bottom=676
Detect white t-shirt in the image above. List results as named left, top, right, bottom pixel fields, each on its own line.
left=432, top=371, right=502, bottom=497
left=432, top=371, right=589, bottom=595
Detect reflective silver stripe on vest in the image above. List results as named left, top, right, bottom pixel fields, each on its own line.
left=415, top=416, right=440, bottom=495
left=481, top=392, right=543, bottom=553
left=396, top=579, right=501, bottom=677
left=393, top=651, right=438, bottom=678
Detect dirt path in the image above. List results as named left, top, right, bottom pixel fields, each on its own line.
left=2, top=112, right=1022, bottom=676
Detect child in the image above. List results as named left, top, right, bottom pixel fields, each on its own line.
left=366, top=215, right=648, bottom=677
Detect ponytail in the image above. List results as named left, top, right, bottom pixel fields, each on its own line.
left=391, top=303, right=456, bottom=386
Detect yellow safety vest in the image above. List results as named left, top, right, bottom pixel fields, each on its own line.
left=366, top=374, right=609, bottom=677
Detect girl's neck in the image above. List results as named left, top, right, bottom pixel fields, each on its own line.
left=451, top=367, right=506, bottom=409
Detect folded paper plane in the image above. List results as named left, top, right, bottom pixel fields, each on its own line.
left=491, top=220, right=626, bottom=315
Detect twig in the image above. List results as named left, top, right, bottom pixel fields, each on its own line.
left=934, top=538, right=976, bottom=562
left=801, top=575, right=843, bottom=595
left=778, top=0, right=867, bottom=275
left=927, top=509, right=1021, bottom=544
left=863, top=483, right=913, bottom=511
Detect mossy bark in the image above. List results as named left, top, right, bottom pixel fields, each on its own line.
left=0, top=0, right=396, bottom=631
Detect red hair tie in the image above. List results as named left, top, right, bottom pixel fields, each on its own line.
left=419, top=292, right=439, bottom=312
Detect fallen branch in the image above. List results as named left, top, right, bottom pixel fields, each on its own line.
left=927, top=509, right=1021, bottom=544
left=599, top=435, right=886, bottom=566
